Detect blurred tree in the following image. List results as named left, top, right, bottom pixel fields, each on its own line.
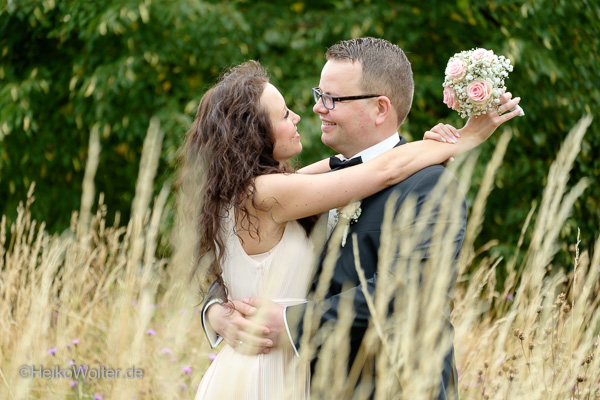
left=0, top=0, right=598, bottom=269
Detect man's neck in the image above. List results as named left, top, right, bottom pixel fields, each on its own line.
left=341, top=132, right=400, bottom=162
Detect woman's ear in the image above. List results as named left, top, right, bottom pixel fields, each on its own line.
left=374, top=96, right=392, bottom=126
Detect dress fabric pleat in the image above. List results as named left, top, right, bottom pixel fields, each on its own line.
left=196, top=213, right=314, bottom=400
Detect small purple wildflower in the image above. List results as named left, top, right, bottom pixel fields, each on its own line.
left=68, top=359, right=75, bottom=366
left=94, top=395, right=103, bottom=400
left=72, top=338, right=80, bottom=346
left=69, top=380, right=77, bottom=387
left=48, top=347, right=58, bottom=356
left=146, top=329, right=156, bottom=336
left=158, top=347, right=173, bottom=355
left=208, top=353, right=216, bottom=361
left=506, top=293, right=514, bottom=301
left=179, top=383, right=187, bottom=391
left=182, top=366, right=192, bottom=374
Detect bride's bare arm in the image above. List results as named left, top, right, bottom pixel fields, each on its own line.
left=256, top=94, right=521, bottom=224
left=297, top=157, right=334, bottom=174
left=297, top=123, right=460, bottom=175
left=299, top=124, right=459, bottom=175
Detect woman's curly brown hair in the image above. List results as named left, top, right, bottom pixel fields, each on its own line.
left=180, top=61, right=314, bottom=300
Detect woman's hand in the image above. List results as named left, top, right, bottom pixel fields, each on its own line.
left=423, top=124, right=460, bottom=164
left=423, top=123, right=460, bottom=144
left=459, top=92, right=522, bottom=144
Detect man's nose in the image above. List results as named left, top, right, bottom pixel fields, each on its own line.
left=313, top=98, right=327, bottom=114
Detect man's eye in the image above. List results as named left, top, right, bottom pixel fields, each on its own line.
left=284, top=110, right=289, bottom=118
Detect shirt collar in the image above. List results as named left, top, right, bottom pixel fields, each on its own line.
left=340, top=132, right=400, bottom=162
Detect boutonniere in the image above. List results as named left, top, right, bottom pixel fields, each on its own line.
left=334, top=201, right=362, bottom=247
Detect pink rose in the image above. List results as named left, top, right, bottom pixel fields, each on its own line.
left=443, top=86, right=460, bottom=110
left=472, top=48, right=494, bottom=62
left=467, top=79, right=493, bottom=105
left=445, top=58, right=466, bottom=81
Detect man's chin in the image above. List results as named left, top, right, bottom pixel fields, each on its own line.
left=321, top=132, right=336, bottom=148
left=321, top=134, right=342, bottom=154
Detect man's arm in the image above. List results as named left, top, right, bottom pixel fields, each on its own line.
left=200, top=282, right=274, bottom=354
left=200, top=281, right=227, bottom=347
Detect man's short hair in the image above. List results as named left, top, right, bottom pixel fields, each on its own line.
left=326, top=37, right=414, bottom=127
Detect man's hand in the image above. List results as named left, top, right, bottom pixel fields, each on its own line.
left=243, top=297, right=290, bottom=350
left=460, top=92, right=522, bottom=143
left=207, top=300, right=273, bottom=355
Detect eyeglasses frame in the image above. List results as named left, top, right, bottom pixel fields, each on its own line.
left=312, top=87, right=382, bottom=110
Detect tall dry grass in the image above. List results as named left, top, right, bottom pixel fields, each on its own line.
left=0, top=115, right=598, bottom=399
left=0, top=118, right=211, bottom=400
left=451, top=115, right=599, bottom=400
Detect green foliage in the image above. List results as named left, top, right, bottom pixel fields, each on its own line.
left=1, top=0, right=598, bottom=267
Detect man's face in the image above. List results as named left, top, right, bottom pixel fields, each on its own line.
left=313, top=60, right=376, bottom=158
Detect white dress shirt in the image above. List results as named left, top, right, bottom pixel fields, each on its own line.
left=327, top=132, right=401, bottom=235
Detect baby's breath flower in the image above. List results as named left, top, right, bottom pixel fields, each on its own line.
left=443, top=48, right=515, bottom=118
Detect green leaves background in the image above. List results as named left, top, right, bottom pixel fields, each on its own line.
left=1, top=0, right=598, bottom=266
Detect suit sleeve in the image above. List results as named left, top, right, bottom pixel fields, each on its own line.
left=284, top=166, right=466, bottom=355
left=284, top=270, right=380, bottom=356
left=200, top=280, right=227, bottom=348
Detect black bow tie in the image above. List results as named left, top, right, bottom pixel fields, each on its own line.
left=329, top=155, right=363, bottom=170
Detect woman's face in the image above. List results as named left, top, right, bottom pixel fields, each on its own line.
left=260, top=83, right=302, bottom=164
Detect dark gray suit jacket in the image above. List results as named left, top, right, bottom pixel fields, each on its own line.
left=284, top=139, right=465, bottom=399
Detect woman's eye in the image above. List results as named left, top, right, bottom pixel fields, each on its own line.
left=284, top=110, right=289, bottom=119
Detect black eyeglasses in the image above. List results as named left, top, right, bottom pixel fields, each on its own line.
left=312, top=87, right=381, bottom=110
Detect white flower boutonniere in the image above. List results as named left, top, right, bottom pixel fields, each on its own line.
left=334, top=201, right=362, bottom=247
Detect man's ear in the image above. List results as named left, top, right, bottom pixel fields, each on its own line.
left=374, top=96, right=392, bottom=126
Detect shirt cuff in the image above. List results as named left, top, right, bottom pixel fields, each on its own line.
left=202, top=298, right=224, bottom=348
left=283, top=306, right=299, bottom=357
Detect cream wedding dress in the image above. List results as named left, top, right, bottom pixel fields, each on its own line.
left=195, top=212, right=314, bottom=400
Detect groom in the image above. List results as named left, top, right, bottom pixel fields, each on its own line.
left=202, top=37, right=520, bottom=398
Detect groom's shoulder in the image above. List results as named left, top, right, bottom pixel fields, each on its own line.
left=394, top=164, right=457, bottom=192
left=361, top=165, right=445, bottom=204
left=362, top=165, right=461, bottom=206
left=382, top=165, right=461, bottom=204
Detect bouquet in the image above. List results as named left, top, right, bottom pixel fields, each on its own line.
left=442, top=48, right=523, bottom=118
